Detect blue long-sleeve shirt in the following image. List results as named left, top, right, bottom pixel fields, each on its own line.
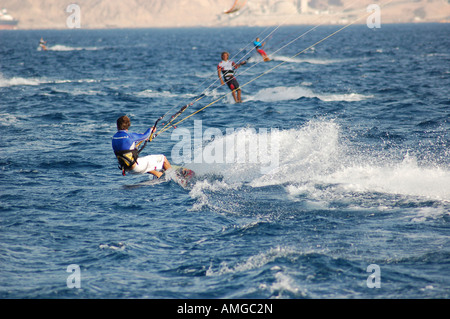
left=112, top=128, right=152, bottom=152
left=253, top=40, right=262, bottom=48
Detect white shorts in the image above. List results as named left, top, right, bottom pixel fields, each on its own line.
left=131, top=154, right=166, bottom=174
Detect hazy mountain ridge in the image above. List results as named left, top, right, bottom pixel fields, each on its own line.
left=2, top=0, right=450, bottom=29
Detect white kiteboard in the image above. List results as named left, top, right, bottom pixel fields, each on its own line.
left=123, top=165, right=195, bottom=189
left=164, top=165, right=196, bottom=188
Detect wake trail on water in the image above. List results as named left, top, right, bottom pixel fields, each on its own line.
left=186, top=119, right=450, bottom=204
left=245, top=85, right=372, bottom=102
left=198, top=85, right=372, bottom=105
left=271, top=54, right=344, bottom=65
left=0, top=72, right=99, bottom=88
left=246, top=54, right=344, bottom=65
left=38, top=44, right=101, bottom=51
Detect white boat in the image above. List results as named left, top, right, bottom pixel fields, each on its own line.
left=0, top=9, right=19, bottom=30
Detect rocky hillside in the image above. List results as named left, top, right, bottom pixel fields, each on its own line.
left=2, top=0, right=449, bottom=29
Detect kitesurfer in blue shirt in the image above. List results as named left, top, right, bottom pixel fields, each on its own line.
left=253, top=38, right=270, bottom=61
left=112, top=115, right=171, bottom=178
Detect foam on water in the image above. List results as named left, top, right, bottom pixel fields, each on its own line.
left=0, top=73, right=99, bottom=88
left=42, top=44, right=101, bottom=51
left=135, top=89, right=179, bottom=98
left=188, top=119, right=450, bottom=204
left=245, top=86, right=372, bottom=102
left=0, top=113, right=19, bottom=125
left=205, top=246, right=310, bottom=297
left=321, top=155, right=450, bottom=201
left=206, top=246, right=301, bottom=276
left=271, top=55, right=344, bottom=65
left=0, top=74, right=42, bottom=87
left=188, top=120, right=341, bottom=182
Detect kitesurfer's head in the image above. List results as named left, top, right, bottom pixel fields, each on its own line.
left=221, top=51, right=229, bottom=61
left=117, top=115, right=131, bottom=131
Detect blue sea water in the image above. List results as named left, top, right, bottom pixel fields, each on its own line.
left=0, top=24, right=449, bottom=299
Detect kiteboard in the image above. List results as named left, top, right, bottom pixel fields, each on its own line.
left=123, top=166, right=195, bottom=189
left=166, top=165, right=196, bottom=188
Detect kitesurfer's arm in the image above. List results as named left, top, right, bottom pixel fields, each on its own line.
left=233, top=61, right=246, bottom=70
left=128, top=128, right=152, bottom=144
left=218, top=68, right=225, bottom=86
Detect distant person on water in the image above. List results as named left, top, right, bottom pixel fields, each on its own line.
left=217, top=51, right=246, bottom=103
left=253, top=38, right=270, bottom=61
left=39, top=37, right=47, bottom=51
left=112, top=115, right=171, bottom=178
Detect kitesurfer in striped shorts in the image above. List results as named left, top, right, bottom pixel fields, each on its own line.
left=217, top=51, right=246, bottom=103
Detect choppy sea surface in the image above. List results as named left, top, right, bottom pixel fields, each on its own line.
left=0, top=24, right=449, bottom=299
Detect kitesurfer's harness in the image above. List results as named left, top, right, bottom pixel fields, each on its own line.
left=115, top=148, right=140, bottom=176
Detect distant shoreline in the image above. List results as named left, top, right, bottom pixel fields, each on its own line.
left=3, top=21, right=449, bottom=31
left=3, top=0, right=449, bottom=32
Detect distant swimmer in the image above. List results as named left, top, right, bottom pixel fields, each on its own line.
left=253, top=38, right=270, bottom=62
left=39, top=37, right=47, bottom=51
left=217, top=51, right=246, bottom=103
left=112, top=115, right=172, bottom=178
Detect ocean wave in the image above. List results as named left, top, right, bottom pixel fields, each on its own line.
left=245, top=86, right=372, bottom=102
left=0, top=113, right=19, bottom=125
left=206, top=246, right=303, bottom=276
left=135, top=89, right=179, bottom=98
left=99, top=242, right=126, bottom=251
left=0, top=73, right=99, bottom=88
left=0, top=74, right=42, bottom=87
